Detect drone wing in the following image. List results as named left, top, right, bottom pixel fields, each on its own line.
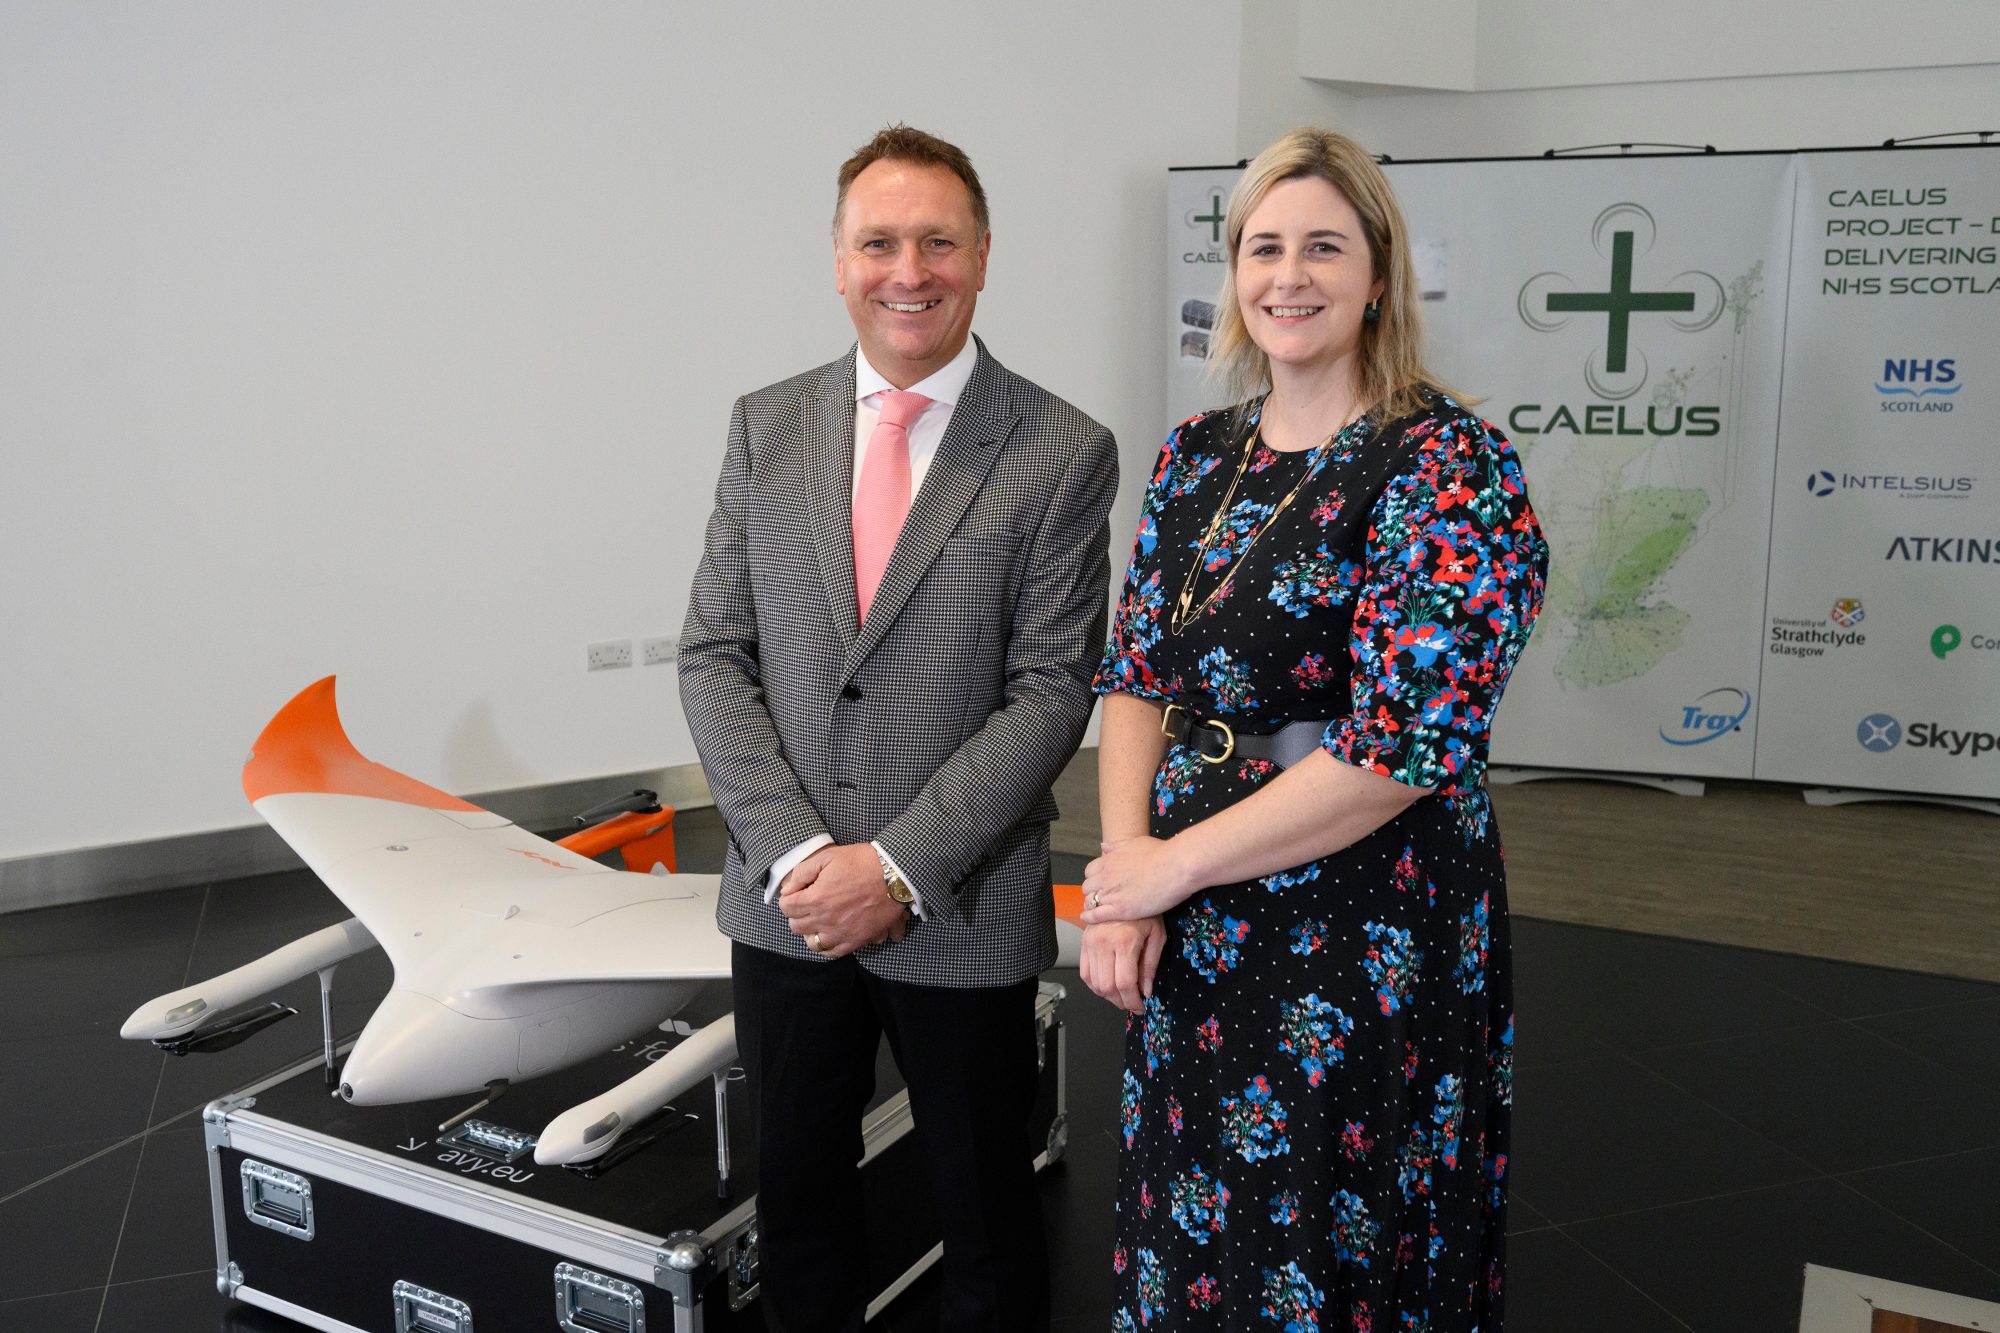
left=242, top=677, right=730, bottom=985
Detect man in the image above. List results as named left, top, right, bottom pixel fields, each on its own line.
left=678, top=125, right=1118, bottom=1333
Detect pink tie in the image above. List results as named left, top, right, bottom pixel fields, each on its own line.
left=853, top=390, right=930, bottom=622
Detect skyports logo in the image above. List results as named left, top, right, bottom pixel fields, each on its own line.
left=1856, top=713, right=2000, bottom=758
left=1876, top=357, right=1959, bottom=414
left=1659, top=688, right=1751, bottom=746
left=1856, top=714, right=1902, bottom=752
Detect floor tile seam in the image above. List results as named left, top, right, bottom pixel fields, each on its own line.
left=92, top=1118, right=154, bottom=1332
left=0, top=1280, right=107, bottom=1306
left=1831, top=1142, right=2000, bottom=1177
left=1698, top=942, right=2000, bottom=1013
left=1821, top=1172, right=2000, bottom=1285
left=1704, top=951, right=1850, bottom=1021
left=1537, top=1171, right=1838, bottom=1229
left=1631, top=1020, right=1993, bottom=1138
left=1838, top=992, right=2000, bottom=1022
left=1547, top=1221, right=1702, bottom=1333
left=0, top=1069, right=215, bottom=1204
left=104, top=1267, right=216, bottom=1290
left=1605, top=1048, right=1829, bottom=1179
left=1618, top=1012, right=1851, bottom=1059
left=1839, top=1013, right=2000, bottom=1082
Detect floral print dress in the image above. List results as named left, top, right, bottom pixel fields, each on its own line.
left=1094, top=394, right=1547, bottom=1333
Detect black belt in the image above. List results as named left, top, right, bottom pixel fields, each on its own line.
left=1160, top=703, right=1331, bottom=769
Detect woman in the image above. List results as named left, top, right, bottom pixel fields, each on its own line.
left=1079, top=128, right=1547, bottom=1332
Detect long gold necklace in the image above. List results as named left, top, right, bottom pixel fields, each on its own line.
left=1168, top=409, right=1362, bottom=636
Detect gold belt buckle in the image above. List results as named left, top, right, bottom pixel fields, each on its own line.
left=1160, top=702, right=1186, bottom=739
left=1199, top=718, right=1236, bottom=765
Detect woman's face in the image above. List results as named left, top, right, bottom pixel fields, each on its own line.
left=1233, top=175, right=1384, bottom=383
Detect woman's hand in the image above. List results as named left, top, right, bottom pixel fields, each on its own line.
left=1079, top=917, right=1168, bottom=1014
left=1079, top=835, right=1198, bottom=924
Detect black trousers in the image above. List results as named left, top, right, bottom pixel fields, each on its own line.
left=731, top=941, right=1049, bottom=1333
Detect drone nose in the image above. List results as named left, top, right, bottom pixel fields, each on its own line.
left=340, top=989, right=512, bottom=1105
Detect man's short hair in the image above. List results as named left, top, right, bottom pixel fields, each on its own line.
left=833, top=124, right=990, bottom=240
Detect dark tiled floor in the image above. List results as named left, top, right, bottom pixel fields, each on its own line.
left=2, top=813, right=1998, bottom=1331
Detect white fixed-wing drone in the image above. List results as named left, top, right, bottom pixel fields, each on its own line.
left=123, top=678, right=1084, bottom=1170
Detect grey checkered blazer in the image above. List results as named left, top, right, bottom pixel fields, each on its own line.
left=678, top=339, right=1117, bottom=986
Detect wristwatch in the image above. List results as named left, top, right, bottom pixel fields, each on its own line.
left=875, top=846, right=915, bottom=907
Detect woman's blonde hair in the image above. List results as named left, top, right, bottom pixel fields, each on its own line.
left=1208, top=127, right=1465, bottom=422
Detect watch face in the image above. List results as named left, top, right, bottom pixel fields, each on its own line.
left=887, top=879, right=916, bottom=904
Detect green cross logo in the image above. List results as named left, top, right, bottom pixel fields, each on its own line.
left=1517, top=203, right=1724, bottom=397
left=1545, top=230, right=1695, bottom=374
left=1192, top=194, right=1226, bottom=245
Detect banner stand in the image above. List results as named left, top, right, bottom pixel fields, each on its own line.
left=1489, top=767, right=1705, bottom=798
left=1801, top=788, right=2000, bottom=817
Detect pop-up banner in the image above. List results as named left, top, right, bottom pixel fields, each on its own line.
left=1754, top=148, right=2000, bottom=800
left=1164, top=146, right=1997, bottom=799
left=1168, top=155, right=1796, bottom=782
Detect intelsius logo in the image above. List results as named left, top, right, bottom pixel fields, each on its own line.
left=1808, top=470, right=1974, bottom=501
left=1659, top=688, right=1751, bottom=745
left=1876, top=357, right=1959, bottom=414
left=1857, top=713, right=2000, bottom=759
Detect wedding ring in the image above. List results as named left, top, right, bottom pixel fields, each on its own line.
left=809, top=932, right=824, bottom=953
left=1089, top=891, right=1102, bottom=910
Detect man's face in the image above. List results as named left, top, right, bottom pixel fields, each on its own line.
left=835, top=160, right=990, bottom=388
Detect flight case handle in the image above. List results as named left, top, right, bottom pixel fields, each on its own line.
left=555, top=1262, right=648, bottom=1333
left=239, top=1159, right=315, bottom=1240
left=393, top=1280, right=474, bottom=1333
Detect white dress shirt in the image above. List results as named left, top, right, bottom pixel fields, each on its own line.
left=762, top=339, right=982, bottom=917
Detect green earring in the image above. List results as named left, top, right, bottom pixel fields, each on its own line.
left=1363, top=301, right=1382, bottom=324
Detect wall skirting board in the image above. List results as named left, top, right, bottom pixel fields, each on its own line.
left=0, top=763, right=716, bottom=916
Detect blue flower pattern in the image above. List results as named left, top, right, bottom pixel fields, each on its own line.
left=1096, top=396, right=1545, bottom=1331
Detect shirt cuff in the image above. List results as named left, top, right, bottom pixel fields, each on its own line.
left=873, top=840, right=924, bottom=919
left=764, top=834, right=834, bottom=902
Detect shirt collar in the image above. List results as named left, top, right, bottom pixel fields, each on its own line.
left=854, top=337, right=978, bottom=408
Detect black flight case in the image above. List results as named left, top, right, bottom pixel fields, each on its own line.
left=198, top=981, right=1068, bottom=1333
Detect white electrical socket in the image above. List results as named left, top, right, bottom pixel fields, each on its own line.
left=586, top=639, right=634, bottom=671
left=640, top=635, right=679, bottom=666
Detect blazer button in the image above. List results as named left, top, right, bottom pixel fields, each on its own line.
left=839, top=684, right=862, bottom=701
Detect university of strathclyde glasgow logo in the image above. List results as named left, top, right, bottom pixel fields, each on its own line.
left=1519, top=203, right=1723, bottom=399
left=1856, top=714, right=1903, bottom=752
left=1830, top=599, right=1864, bottom=628
left=1807, top=471, right=1837, bottom=497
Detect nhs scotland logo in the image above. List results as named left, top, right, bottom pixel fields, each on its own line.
left=1876, top=357, right=1959, bottom=414
left=1876, top=357, right=1958, bottom=398
left=1856, top=714, right=1902, bottom=753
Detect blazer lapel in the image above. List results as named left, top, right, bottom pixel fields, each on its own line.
left=804, top=350, right=861, bottom=646
left=842, top=342, right=1014, bottom=676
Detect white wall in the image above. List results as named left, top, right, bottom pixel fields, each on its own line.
left=6, top=0, right=1993, bottom=877
left=0, top=2, right=1242, bottom=870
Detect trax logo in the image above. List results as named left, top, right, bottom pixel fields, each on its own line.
left=1856, top=713, right=2000, bottom=757
left=1660, top=688, right=1751, bottom=746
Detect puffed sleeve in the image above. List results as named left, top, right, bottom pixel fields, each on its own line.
left=1094, top=415, right=1212, bottom=702
left=1321, top=413, right=1548, bottom=793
